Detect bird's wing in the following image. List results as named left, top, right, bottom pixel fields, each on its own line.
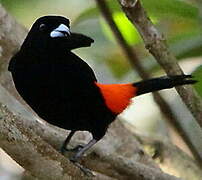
left=55, top=52, right=98, bottom=100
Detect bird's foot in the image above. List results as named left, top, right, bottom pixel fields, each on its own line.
left=71, top=160, right=94, bottom=177
left=60, top=145, right=93, bottom=176
left=61, top=139, right=97, bottom=176
left=60, top=144, right=84, bottom=154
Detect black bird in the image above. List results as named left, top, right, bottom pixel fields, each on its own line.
left=8, top=15, right=196, bottom=172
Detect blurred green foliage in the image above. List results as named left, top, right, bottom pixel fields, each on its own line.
left=75, top=0, right=202, bottom=73
left=192, top=65, right=202, bottom=97
left=100, top=12, right=142, bottom=45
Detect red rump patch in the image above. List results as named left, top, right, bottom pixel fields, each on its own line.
left=95, top=82, right=137, bottom=114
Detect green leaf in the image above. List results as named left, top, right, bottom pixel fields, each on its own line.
left=192, top=65, right=202, bottom=98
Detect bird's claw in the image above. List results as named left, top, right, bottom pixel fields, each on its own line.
left=60, top=144, right=84, bottom=154
left=72, top=161, right=94, bottom=177
left=70, top=144, right=84, bottom=152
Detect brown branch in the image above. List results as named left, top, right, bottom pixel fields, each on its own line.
left=0, top=4, right=27, bottom=99
left=117, top=0, right=202, bottom=165
left=0, top=105, right=87, bottom=179
left=0, top=104, right=116, bottom=180
left=124, top=122, right=202, bottom=180
left=95, top=0, right=202, bottom=167
left=21, top=171, right=39, bottom=180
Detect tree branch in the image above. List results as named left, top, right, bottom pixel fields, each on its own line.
left=0, top=104, right=87, bottom=179
left=118, top=0, right=202, bottom=165
left=0, top=4, right=27, bottom=98
left=125, top=123, right=202, bottom=180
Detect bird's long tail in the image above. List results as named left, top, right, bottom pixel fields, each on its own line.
left=96, top=75, right=197, bottom=114
left=134, top=75, right=197, bottom=96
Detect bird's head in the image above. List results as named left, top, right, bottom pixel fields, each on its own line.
left=33, top=16, right=71, bottom=38
left=21, top=16, right=74, bottom=53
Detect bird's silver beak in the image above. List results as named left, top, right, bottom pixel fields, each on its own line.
left=50, top=24, right=70, bottom=38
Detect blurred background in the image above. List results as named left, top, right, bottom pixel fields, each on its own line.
left=0, top=0, right=202, bottom=179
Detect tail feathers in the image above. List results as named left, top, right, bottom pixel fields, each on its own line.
left=134, top=75, right=197, bottom=96
left=95, top=83, right=137, bottom=114
left=96, top=74, right=196, bottom=114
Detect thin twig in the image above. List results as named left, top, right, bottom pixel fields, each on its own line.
left=95, top=0, right=202, bottom=166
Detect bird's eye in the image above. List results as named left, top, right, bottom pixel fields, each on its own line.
left=39, top=24, right=46, bottom=31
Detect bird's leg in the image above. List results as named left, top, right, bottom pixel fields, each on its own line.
left=60, top=131, right=87, bottom=153
left=60, top=130, right=76, bottom=154
left=61, top=133, right=98, bottom=176
left=70, top=139, right=97, bottom=176
left=70, top=139, right=97, bottom=162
